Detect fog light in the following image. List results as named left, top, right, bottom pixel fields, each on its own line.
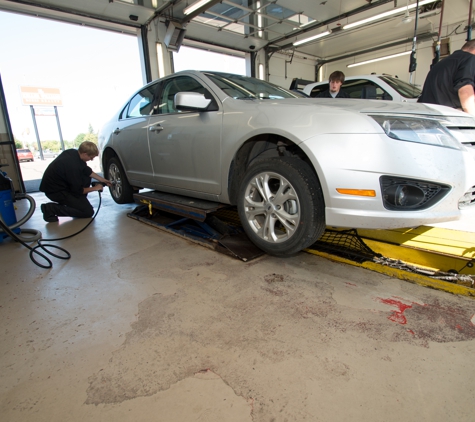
left=380, top=176, right=450, bottom=211
left=389, top=185, right=425, bottom=207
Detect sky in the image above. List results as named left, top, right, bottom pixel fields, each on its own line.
left=0, top=11, right=245, bottom=148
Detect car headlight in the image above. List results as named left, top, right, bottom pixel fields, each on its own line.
left=370, top=115, right=462, bottom=150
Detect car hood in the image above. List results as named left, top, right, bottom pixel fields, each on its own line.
left=221, top=97, right=475, bottom=145
left=301, top=98, right=469, bottom=118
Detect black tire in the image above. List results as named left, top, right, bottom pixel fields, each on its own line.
left=107, top=157, right=135, bottom=204
left=237, top=157, right=325, bottom=257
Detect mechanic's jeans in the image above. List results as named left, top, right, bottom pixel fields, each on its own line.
left=45, top=191, right=94, bottom=218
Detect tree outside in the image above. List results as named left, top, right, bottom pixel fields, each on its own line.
left=73, top=133, right=86, bottom=148
left=29, top=123, right=98, bottom=154
left=73, top=123, right=98, bottom=148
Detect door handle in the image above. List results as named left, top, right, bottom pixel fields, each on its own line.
left=113, top=128, right=121, bottom=134
left=149, top=124, right=164, bottom=132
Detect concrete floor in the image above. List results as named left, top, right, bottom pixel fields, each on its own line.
left=1, top=190, right=475, bottom=422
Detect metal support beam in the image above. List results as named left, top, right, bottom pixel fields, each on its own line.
left=140, top=24, right=152, bottom=83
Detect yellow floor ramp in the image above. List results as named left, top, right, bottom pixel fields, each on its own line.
left=305, top=226, right=475, bottom=299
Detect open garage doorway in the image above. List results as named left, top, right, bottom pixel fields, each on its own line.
left=0, top=12, right=247, bottom=193
left=173, top=45, right=246, bottom=75
left=0, top=11, right=143, bottom=192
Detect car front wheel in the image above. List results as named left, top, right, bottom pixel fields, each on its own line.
left=107, top=157, right=134, bottom=204
left=237, top=157, right=325, bottom=257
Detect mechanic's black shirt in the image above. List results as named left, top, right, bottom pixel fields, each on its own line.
left=317, top=89, right=350, bottom=98
left=418, top=49, right=475, bottom=109
left=40, top=149, right=93, bottom=196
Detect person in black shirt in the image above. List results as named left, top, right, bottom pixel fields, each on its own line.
left=317, top=71, right=350, bottom=98
left=39, top=141, right=112, bottom=222
left=418, top=39, right=475, bottom=116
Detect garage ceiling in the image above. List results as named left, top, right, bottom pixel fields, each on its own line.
left=0, top=0, right=471, bottom=60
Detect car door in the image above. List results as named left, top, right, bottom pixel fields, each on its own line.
left=111, top=83, right=160, bottom=185
left=147, top=75, right=222, bottom=195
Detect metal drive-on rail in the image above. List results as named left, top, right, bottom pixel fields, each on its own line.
left=127, top=191, right=263, bottom=262
left=126, top=191, right=475, bottom=297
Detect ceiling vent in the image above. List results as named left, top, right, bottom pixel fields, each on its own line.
left=164, top=21, right=186, bottom=52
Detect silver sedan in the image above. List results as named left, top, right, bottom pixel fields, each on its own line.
left=98, top=71, right=475, bottom=256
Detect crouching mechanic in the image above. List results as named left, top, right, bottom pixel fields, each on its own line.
left=39, top=141, right=112, bottom=223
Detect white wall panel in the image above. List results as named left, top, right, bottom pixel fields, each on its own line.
left=268, top=54, right=317, bottom=89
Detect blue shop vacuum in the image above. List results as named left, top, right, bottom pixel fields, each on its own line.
left=0, top=170, right=41, bottom=243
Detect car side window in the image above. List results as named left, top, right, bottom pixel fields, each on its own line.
left=124, top=83, right=160, bottom=119
left=310, top=83, right=329, bottom=97
left=158, top=76, right=215, bottom=114
left=341, top=79, right=393, bottom=100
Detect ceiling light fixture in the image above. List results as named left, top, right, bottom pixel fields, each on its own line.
left=342, top=0, right=438, bottom=30
left=293, top=29, right=331, bottom=46
left=184, top=0, right=213, bottom=16
left=347, top=51, right=411, bottom=68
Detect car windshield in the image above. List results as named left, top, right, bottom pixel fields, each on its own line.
left=379, top=75, right=421, bottom=99
left=204, top=72, right=300, bottom=100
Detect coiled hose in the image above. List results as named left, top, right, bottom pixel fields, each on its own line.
left=0, top=191, right=102, bottom=269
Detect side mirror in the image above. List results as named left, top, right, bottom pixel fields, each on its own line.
left=175, top=92, right=212, bottom=111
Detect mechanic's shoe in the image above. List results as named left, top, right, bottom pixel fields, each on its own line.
left=40, top=203, right=59, bottom=223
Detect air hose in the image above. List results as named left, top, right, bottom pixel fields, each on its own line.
left=0, top=190, right=103, bottom=269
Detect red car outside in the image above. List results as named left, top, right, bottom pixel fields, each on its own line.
left=17, top=148, right=34, bottom=162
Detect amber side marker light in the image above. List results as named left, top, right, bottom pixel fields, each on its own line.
left=336, top=189, right=376, bottom=197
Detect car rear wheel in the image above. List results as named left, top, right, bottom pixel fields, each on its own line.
left=107, top=157, right=134, bottom=204
left=237, top=157, right=325, bottom=257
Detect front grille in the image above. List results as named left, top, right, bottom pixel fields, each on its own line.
left=459, top=185, right=475, bottom=209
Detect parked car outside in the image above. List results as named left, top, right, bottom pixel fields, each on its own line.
left=37, top=151, right=59, bottom=159
left=302, top=74, right=421, bottom=102
left=98, top=71, right=475, bottom=256
left=16, top=148, right=34, bottom=162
